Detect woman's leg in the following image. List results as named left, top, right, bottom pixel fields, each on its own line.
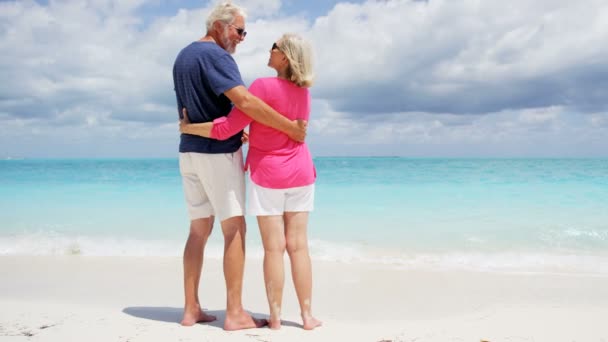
left=284, top=211, right=322, bottom=330
left=257, top=215, right=286, bottom=329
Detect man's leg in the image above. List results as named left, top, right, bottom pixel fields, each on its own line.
left=221, top=215, right=268, bottom=330
left=181, top=217, right=217, bottom=326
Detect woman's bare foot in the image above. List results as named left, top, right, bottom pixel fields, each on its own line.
left=302, top=315, right=322, bottom=330
left=181, top=308, right=217, bottom=326
left=268, top=318, right=282, bottom=330
left=224, top=310, right=268, bottom=331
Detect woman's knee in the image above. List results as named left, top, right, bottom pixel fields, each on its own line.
left=265, top=239, right=286, bottom=254
left=286, top=238, right=307, bottom=255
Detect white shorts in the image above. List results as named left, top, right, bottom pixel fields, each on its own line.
left=179, top=150, right=245, bottom=222
left=247, top=177, right=315, bottom=216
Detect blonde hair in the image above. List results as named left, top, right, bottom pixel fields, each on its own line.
left=206, top=1, right=247, bottom=32
left=276, top=34, right=314, bottom=88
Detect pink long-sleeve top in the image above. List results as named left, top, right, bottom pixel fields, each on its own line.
left=210, top=77, right=316, bottom=189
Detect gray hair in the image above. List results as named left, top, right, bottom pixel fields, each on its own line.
left=277, top=34, right=315, bottom=88
left=206, top=1, right=247, bottom=32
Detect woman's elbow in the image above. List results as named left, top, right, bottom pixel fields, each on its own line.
left=212, top=132, right=229, bottom=141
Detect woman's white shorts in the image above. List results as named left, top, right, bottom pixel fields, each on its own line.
left=247, top=177, right=315, bottom=216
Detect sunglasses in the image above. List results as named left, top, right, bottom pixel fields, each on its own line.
left=229, top=24, right=247, bottom=37
left=271, top=42, right=281, bottom=51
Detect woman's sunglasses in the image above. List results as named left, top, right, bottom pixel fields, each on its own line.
left=272, top=42, right=281, bottom=51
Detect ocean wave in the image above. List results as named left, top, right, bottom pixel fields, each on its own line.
left=2, top=233, right=608, bottom=275
left=562, top=228, right=608, bottom=240
left=0, top=232, right=184, bottom=257
left=308, top=239, right=608, bottom=274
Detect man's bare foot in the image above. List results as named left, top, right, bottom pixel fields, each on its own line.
left=302, top=316, right=322, bottom=330
left=181, top=309, right=217, bottom=326
left=268, top=318, right=282, bottom=330
left=224, top=310, right=268, bottom=331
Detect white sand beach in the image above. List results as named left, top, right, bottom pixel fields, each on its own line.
left=1, top=256, right=608, bottom=342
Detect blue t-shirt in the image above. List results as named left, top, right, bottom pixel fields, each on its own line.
left=173, top=41, right=244, bottom=153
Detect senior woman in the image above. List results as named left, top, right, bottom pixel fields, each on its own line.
left=179, top=33, right=321, bottom=330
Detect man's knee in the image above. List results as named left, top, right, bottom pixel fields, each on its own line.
left=189, top=217, right=213, bottom=240
left=221, top=216, right=246, bottom=238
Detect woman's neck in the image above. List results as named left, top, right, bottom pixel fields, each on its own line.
left=276, top=66, right=289, bottom=80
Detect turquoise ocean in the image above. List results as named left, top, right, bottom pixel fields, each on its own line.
left=1, top=158, right=607, bottom=274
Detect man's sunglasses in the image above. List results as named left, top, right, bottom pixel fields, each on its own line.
left=229, top=24, right=247, bottom=37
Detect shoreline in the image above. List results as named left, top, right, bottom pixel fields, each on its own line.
left=1, top=256, right=608, bottom=341
left=4, top=234, right=608, bottom=276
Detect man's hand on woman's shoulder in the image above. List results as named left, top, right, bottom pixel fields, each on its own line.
left=289, top=119, right=308, bottom=142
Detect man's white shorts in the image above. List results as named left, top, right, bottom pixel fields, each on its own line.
left=179, top=150, right=245, bottom=222
left=247, top=176, right=315, bottom=216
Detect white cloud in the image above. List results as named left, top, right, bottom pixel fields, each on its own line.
left=0, top=0, right=607, bottom=158
left=309, top=0, right=608, bottom=115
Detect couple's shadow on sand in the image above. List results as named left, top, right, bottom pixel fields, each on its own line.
left=122, top=307, right=301, bottom=329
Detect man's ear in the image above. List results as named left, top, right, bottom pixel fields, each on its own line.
left=212, top=21, right=223, bottom=33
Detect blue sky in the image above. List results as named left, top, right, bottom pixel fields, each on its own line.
left=1, top=0, right=607, bottom=158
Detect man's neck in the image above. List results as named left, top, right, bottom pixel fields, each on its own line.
left=199, top=34, right=216, bottom=43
